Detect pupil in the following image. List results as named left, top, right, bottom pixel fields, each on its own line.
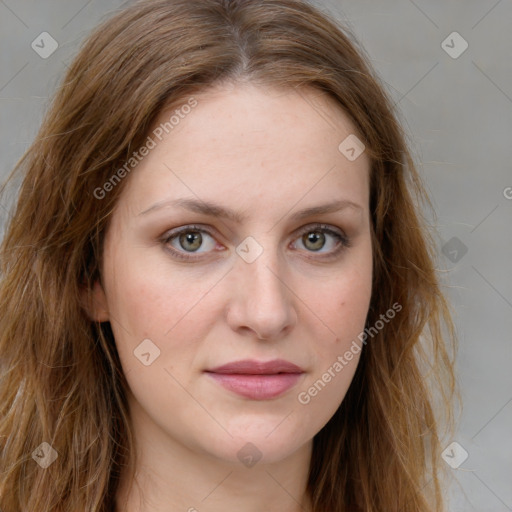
left=180, top=232, right=202, bottom=251
left=304, top=232, right=325, bottom=251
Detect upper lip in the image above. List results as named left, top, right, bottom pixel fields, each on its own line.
left=206, top=359, right=304, bottom=375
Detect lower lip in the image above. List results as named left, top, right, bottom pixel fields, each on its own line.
left=206, top=372, right=303, bottom=400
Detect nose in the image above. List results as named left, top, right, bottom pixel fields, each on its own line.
left=225, top=245, right=297, bottom=341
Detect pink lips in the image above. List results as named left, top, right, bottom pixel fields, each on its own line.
left=205, top=359, right=304, bottom=400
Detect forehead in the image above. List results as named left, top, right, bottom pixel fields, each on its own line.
left=118, top=83, right=370, bottom=220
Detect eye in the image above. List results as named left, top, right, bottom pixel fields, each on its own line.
left=161, top=223, right=350, bottom=262
left=163, top=225, right=219, bottom=260
left=291, top=224, right=350, bottom=257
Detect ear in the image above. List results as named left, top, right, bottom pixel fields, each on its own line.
left=80, top=280, right=110, bottom=322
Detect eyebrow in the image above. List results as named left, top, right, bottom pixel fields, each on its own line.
left=138, top=197, right=363, bottom=222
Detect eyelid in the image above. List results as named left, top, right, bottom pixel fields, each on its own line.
left=161, top=224, right=217, bottom=249
left=162, top=223, right=217, bottom=242
left=161, top=224, right=220, bottom=259
left=293, top=223, right=350, bottom=246
left=161, top=222, right=350, bottom=261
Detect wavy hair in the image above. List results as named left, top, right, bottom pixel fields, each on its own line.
left=0, top=0, right=457, bottom=510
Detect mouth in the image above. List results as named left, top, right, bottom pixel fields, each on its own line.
left=204, top=359, right=305, bottom=400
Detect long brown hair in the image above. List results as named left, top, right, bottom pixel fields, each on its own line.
left=0, top=1, right=457, bottom=510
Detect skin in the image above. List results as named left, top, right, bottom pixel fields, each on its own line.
left=86, top=82, right=373, bottom=512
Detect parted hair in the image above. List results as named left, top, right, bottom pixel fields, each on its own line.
left=0, top=1, right=457, bottom=510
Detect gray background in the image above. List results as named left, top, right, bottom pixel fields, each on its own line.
left=0, top=1, right=511, bottom=510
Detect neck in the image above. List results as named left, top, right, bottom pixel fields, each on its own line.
left=115, top=400, right=313, bottom=512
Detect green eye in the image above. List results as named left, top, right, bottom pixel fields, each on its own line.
left=162, top=223, right=350, bottom=262
left=302, top=231, right=326, bottom=251
left=178, top=231, right=203, bottom=252
left=163, top=225, right=218, bottom=259
left=294, top=224, right=350, bottom=256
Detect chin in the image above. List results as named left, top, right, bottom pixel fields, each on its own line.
left=197, top=415, right=312, bottom=466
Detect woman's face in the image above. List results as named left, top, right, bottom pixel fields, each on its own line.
left=90, top=83, right=373, bottom=466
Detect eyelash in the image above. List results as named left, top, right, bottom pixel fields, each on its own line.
left=161, top=223, right=351, bottom=262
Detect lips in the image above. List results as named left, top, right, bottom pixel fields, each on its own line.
left=205, top=359, right=304, bottom=400
left=208, top=359, right=304, bottom=375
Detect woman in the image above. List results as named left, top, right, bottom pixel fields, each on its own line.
left=0, top=0, right=457, bottom=510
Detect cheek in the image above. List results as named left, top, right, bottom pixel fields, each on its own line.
left=298, top=249, right=372, bottom=414
left=103, top=250, right=220, bottom=368
left=296, top=264, right=371, bottom=416
left=308, top=255, right=372, bottom=344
